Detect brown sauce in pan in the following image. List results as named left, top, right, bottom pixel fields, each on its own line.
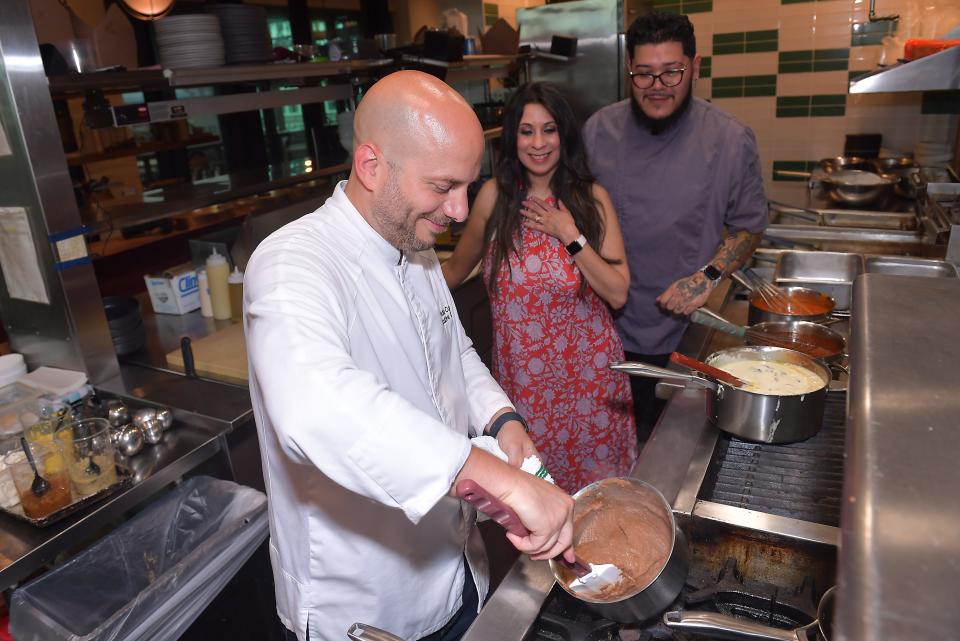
left=753, top=330, right=839, bottom=359
left=752, top=290, right=832, bottom=316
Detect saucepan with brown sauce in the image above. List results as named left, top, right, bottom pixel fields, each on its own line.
left=747, top=285, right=839, bottom=325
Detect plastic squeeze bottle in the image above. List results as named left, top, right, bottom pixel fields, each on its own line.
left=228, top=266, right=244, bottom=321
left=197, top=267, right=214, bottom=318
left=206, top=249, right=231, bottom=320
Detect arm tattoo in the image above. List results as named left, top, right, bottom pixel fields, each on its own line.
left=677, top=274, right=709, bottom=301
left=710, top=231, right=762, bottom=275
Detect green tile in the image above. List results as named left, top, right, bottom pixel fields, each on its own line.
left=815, top=48, right=849, bottom=61
left=848, top=70, right=869, bottom=83
left=700, top=56, right=712, bottom=78
left=483, top=3, right=498, bottom=13
left=851, top=20, right=898, bottom=47
left=811, top=105, right=845, bottom=117
left=714, top=32, right=746, bottom=45
left=921, top=90, right=960, bottom=114
left=779, top=62, right=814, bottom=73
left=776, top=107, right=810, bottom=117
left=712, top=76, right=744, bottom=88
left=484, top=14, right=498, bottom=26
left=745, top=74, right=777, bottom=87
left=712, top=87, right=744, bottom=98
left=652, top=0, right=682, bottom=10
left=683, top=0, right=713, bottom=12
left=780, top=50, right=813, bottom=62
left=746, top=30, right=778, bottom=43
left=744, top=85, right=776, bottom=97
left=814, top=59, right=849, bottom=71
left=714, top=43, right=745, bottom=55
left=745, top=41, right=779, bottom=53
left=811, top=94, right=846, bottom=106
left=777, top=96, right=810, bottom=107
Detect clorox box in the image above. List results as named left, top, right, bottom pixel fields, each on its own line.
left=144, top=262, right=200, bottom=315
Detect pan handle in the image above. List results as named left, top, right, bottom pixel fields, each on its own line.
left=663, top=610, right=802, bottom=641
left=609, top=361, right=716, bottom=389
left=690, top=309, right=748, bottom=338
left=348, top=623, right=405, bottom=641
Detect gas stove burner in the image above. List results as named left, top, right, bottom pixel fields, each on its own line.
left=684, top=558, right=818, bottom=628
left=526, top=585, right=619, bottom=641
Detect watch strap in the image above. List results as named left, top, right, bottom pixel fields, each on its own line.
left=565, top=234, right=587, bottom=256
left=488, top=411, right=529, bottom=438
left=701, top=264, right=723, bottom=281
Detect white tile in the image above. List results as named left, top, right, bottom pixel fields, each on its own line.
left=778, top=2, right=817, bottom=23
left=807, top=70, right=850, bottom=95
left=779, top=22, right=816, bottom=52
left=767, top=182, right=811, bottom=204
left=712, top=52, right=778, bottom=77
left=849, top=44, right=882, bottom=69
left=777, top=73, right=815, bottom=96
left=812, top=20, right=854, bottom=49
left=693, top=78, right=712, bottom=101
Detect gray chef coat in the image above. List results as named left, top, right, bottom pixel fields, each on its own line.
left=583, top=97, right=768, bottom=354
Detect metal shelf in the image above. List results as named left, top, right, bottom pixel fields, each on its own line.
left=849, top=46, right=960, bottom=93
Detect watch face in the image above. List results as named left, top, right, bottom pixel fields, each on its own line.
left=703, top=265, right=722, bottom=281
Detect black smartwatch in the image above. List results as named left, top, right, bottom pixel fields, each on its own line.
left=701, top=264, right=723, bottom=283
left=565, top=234, right=587, bottom=256
left=488, top=411, right=529, bottom=438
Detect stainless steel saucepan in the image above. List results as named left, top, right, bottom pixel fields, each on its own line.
left=612, top=346, right=830, bottom=443
left=664, top=586, right=835, bottom=641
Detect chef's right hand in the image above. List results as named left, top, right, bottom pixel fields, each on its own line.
left=500, top=473, right=575, bottom=562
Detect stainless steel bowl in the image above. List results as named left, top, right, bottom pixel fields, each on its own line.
left=140, top=418, right=163, bottom=445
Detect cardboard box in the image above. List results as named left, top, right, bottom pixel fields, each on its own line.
left=144, top=263, right=200, bottom=315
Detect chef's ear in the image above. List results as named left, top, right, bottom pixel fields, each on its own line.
left=691, top=53, right=702, bottom=82
left=352, top=142, right=384, bottom=192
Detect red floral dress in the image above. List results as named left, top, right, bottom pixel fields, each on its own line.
left=482, top=216, right=637, bottom=494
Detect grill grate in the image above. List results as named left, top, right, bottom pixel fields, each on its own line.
left=699, top=392, right=847, bottom=527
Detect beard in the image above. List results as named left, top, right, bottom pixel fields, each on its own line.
left=370, top=166, right=444, bottom=253
left=630, top=88, right=693, bottom=135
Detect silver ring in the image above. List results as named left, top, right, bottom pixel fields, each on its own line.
left=536, top=216, right=542, bottom=223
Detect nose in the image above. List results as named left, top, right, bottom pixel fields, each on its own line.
left=532, top=131, right=546, bottom=148
left=445, top=187, right=469, bottom=223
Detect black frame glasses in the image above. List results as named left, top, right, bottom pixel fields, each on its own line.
left=627, top=65, right=687, bottom=89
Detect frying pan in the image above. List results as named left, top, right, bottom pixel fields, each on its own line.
left=663, top=586, right=835, bottom=641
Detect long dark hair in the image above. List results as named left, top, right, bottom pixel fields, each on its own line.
left=485, top=82, right=613, bottom=298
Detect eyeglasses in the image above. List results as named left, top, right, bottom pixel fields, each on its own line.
left=627, top=65, right=687, bottom=89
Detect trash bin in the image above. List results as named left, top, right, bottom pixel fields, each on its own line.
left=9, top=476, right=268, bottom=641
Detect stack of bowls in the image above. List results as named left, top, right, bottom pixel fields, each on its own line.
left=155, top=14, right=225, bottom=69
left=103, top=297, right=145, bottom=356
left=206, top=4, right=272, bottom=65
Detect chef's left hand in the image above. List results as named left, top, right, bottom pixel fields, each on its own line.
left=521, top=196, right=580, bottom=245
left=657, top=271, right=714, bottom=316
left=496, top=421, right=538, bottom=468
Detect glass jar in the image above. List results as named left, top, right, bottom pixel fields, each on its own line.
left=56, top=418, right=118, bottom=496
left=4, top=441, right=73, bottom=519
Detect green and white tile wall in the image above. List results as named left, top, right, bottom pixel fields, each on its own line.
left=652, top=0, right=960, bottom=203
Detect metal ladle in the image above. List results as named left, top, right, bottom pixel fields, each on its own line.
left=19, top=437, right=49, bottom=496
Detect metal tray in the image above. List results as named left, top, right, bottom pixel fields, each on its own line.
left=0, top=464, right=132, bottom=528
left=865, top=256, right=959, bottom=278
left=774, top=251, right=865, bottom=310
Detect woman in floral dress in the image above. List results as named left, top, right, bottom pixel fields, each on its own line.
left=443, top=82, right=636, bottom=493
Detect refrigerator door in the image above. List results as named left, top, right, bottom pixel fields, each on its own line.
left=518, top=0, right=624, bottom=123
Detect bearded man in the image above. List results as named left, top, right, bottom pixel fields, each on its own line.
left=583, top=11, right=769, bottom=442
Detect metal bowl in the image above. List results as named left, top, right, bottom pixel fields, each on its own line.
left=820, top=170, right=898, bottom=207
left=818, top=156, right=867, bottom=174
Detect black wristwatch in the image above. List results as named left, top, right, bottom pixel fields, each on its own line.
left=565, top=234, right=587, bottom=256
left=488, top=411, right=529, bottom=438
left=701, top=264, right=723, bottom=283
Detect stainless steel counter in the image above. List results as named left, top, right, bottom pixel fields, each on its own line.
left=0, top=408, right=224, bottom=591
left=836, top=275, right=960, bottom=641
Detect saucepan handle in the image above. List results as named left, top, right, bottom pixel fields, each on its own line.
left=690, top=309, right=747, bottom=338
left=663, top=610, right=801, bottom=641
left=456, top=479, right=529, bottom=536
left=610, top=361, right=716, bottom=389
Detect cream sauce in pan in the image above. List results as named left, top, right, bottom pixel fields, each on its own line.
left=717, top=360, right=824, bottom=395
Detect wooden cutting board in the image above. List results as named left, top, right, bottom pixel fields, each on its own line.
left=165, top=322, right=248, bottom=383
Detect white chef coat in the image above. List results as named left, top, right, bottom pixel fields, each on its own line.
left=244, top=181, right=512, bottom=641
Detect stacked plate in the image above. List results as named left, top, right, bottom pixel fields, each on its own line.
left=155, top=14, right=225, bottom=69
left=207, top=4, right=272, bottom=65
left=103, top=297, right=146, bottom=356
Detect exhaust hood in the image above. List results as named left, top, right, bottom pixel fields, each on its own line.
left=849, top=44, right=960, bottom=93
